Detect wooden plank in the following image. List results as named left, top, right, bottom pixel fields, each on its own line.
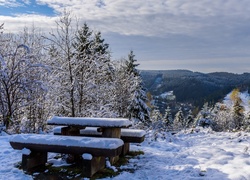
left=10, top=141, right=123, bottom=157
left=54, top=127, right=146, bottom=143
left=9, top=134, right=124, bottom=157
left=121, top=136, right=145, bottom=143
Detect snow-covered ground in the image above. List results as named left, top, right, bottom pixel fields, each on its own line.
left=1, top=129, right=250, bottom=180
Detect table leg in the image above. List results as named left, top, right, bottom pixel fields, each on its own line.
left=102, top=128, right=121, bottom=138
left=102, top=128, right=121, bottom=164
left=61, top=126, right=80, bottom=136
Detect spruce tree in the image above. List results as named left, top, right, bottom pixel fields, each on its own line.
left=185, top=110, right=194, bottom=128
left=72, top=23, right=114, bottom=117
left=173, top=107, right=185, bottom=130
left=150, top=107, right=163, bottom=129
left=125, top=51, right=150, bottom=124
left=232, top=97, right=244, bottom=130
left=163, top=106, right=173, bottom=129
left=229, top=88, right=244, bottom=130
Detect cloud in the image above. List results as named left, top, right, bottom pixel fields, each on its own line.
left=3, top=0, right=250, bottom=37
left=22, top=0, right=31, bottom=5
left=0, top=0, right=22, bottom=7
left=0, top=14, right=56, bottom=33
left=1, top=0, right=250, bottom=73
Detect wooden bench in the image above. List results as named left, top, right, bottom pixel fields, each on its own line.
left=53, top=126, right=146, bottom=155
left=9, top=134, right=124, bottom=177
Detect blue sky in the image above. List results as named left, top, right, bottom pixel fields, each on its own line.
left=0, top=0, right=55, bottom=16
left=1, top=0, right=250, bottom=74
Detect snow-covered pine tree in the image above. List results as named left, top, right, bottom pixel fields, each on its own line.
left=73, top=24, right=114, bottom=117
left=87, top=33, right=114, bottom=117
left=216, top=88, right=245, bottom=131
left=231, top=94, right=244, bottom=130
left=185, top=109, right=194, bottom=128
left=163, top=106, right=173, bottom=129
left=112, top=60, right=132, bottom=118
left=173, top=107, right=185, bottom=130
left=150, top=106, right=163, bottom=129
left=194, top=102, right=214, bottom=128
left=125, top=51, right=150, bottom=125
left=72, top=23, right=93, bottom=117
left=243, top=110, right=250, bottom=131
left=213, top=103, right=234, bottom=131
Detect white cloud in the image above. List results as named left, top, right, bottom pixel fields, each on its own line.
left=3, top=0, right=250, bottom=37
left=28, top=0, right=250, bottom=40
left=0, top=14, right=57, bottom=33
left=2, top=0, right=250, bottom=73
left=22, top=0, right=30, bottom=5
left=0, top=0, right=22, bottom=7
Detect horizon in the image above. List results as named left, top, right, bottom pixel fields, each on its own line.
left=1, top=1, right=250, bottom=74
left=138, top=68, right=249, bottom=75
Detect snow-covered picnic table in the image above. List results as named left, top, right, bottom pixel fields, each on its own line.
left=48, top=116, right=146, bottom=156
left=9, top=116, right=145, bottom=177
left=47, top=116, right=132, bottom=139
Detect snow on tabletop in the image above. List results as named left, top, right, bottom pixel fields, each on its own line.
left=121, top=129, right=146, bottom=137
left=47, top=116, right=132, bottom=127
left=9, top=134, right=124, bottom=149
left=82, top=153, right=93, bottom=160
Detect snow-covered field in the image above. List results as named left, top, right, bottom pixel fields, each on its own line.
left=1, top=129, right=250, bottom=180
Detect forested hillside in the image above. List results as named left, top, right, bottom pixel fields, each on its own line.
left=141, top=70, right=250, bottom=107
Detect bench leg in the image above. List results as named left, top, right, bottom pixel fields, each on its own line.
left=109, top=156, right=120, bottom=165
left=22, top=151, right=47, bottom=172
left=121, top=143, right=130, bottom=156
left=81, top=156, right=105, bottom=177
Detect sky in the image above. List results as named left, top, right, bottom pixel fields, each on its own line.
left=1, top=0, right=250, bottom=74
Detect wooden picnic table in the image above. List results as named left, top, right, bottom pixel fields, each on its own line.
left=47, top=116, right=133, bottom=164
left=47, top=116, right=132, bottom=139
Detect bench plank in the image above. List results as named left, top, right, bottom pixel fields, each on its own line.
left=54, top=127, right=146, bottom=143
left=9, top=134, right=124, bottom=157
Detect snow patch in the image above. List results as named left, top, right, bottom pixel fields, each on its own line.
left=82, top=153, right=93, bottom=160
left=3, top=130, right=250, bottom=179
left=21, top=148, right=31, bottom=155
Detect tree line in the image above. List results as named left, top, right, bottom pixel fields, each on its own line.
left=0, top=12, right=150, bottom=133
left=149, top=88, right=250, bottom=141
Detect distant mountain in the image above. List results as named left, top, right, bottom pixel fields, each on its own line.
left=140, top=70, right=250, bottom=109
